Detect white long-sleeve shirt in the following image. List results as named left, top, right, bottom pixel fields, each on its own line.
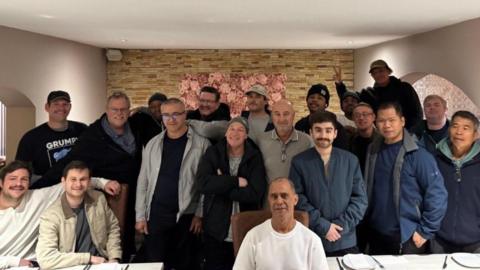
left=233, top=219, right=330, bottom=270
left=0, top=179, right=107, bottom=269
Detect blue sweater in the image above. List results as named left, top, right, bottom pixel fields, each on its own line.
left=290, top=147, right=367, bottom=252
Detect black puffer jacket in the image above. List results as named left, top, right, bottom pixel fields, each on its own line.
left=197, top=138, right=267, bottom=241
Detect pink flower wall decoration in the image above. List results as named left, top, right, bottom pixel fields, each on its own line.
left=179, top=73, right=287, bottom=117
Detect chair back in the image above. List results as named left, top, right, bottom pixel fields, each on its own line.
left=231, top=210, right=309, bottom=256
left=105, top=184, right=128, bottom=235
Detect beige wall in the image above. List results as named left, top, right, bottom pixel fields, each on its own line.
left=5, top=107, right=35, bottom=163
left=107, top=49, right=354, bottom=119
left=354, top=18, right=480, bottom=106
left=0, top=26, right=107, bottom=125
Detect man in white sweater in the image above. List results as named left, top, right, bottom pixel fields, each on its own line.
left=233, top=178, right=329, bottom=270
left=0, top=160, right=120, bottom=269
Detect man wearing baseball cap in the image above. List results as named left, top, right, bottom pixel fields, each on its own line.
left=295, top=83, right=349, bottom=150
left=15, top=90, right=87, bottom=185
left=241, top=84, right=274, bottom=140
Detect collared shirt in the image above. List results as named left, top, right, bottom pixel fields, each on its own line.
left=101, top=116, right=136, bottom=155
left=256, top=129, right=313, bottom=183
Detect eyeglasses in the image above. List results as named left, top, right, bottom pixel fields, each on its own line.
left=281, top=144, right=287, bottom=162
left=162, top=111, right=185, bottom=121
left=353, top=112, right=373, bottom=118
left=199, top=99, right=217, bottom=105
left=108, top=108, right=130, bottom=114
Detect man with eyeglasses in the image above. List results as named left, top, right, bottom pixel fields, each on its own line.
left=35, top=91, right=143, bottom=261
left=187, top=86, right=231, bottom=122
left=135, top=98, right=210, bottom=269
left=16, top=90, right=87, bottom=185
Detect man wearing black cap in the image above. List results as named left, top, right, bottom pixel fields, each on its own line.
left=15, top=90, right=87, bottom=184
left=295, top=84, right=349, bottom=150
left=335, top=60, right=422, bottom=131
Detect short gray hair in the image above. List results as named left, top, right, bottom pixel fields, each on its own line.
left=107, top=91, right=131, bottom=108
left=269, top=177, right=297, bottom=194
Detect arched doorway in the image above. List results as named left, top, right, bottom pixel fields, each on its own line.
left=402, top=72, right=480, bottom=118
left=0, top=88, right=36, bottom=162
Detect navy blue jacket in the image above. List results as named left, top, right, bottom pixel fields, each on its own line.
left=435, top=139, right=480, bottom=246
left=364, top=130, right=448, bottom=243
left=290, top=147, right=367, bottom=252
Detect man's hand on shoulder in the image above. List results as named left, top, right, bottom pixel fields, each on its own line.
left=104, top=181, right=121, bottom=196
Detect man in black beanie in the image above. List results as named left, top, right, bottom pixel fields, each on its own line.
left=295, top=84, right=349, bottom=150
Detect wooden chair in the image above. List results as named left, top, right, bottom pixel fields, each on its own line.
left=231, top=210, right=309, bottom=256
left=105, top=183, right=129, bottom=236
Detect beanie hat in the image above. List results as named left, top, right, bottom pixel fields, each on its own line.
left=228, top=117, right=249, bottom=133
left=307, top=84, right=330, bottom=105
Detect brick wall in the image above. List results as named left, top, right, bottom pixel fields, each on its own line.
left=107, top=49, right=354, bottom=120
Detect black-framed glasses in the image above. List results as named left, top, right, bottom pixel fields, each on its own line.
left=162, top=111, right=185, bottom=121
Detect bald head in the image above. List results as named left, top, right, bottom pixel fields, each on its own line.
left=272, top=99, right=294, bottom=114
left=271, top=99, right=295, bottom=135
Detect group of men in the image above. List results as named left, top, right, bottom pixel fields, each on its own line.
left=1, top=58, right=479, bottom=270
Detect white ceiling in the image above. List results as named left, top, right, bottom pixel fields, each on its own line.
left=1, top=0, right=479, bottom=49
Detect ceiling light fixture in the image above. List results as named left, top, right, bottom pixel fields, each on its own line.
left=38, top=14, right=54, bottom=19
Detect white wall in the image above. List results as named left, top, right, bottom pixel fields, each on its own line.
left=354, top=18, right=480, bottom=106
left=0, top=25, right=107, bottom=125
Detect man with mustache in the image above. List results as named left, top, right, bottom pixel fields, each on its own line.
left=233, top=178, right=328, bottom=270
left=290, top=110, right=367, bottom=256
left=16, top=90, right=87, bottom=185
left=0, top=160, right=119, bottom=269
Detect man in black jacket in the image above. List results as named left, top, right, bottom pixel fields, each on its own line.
left=197, top=117, right=266, bottom=270
left=335, top=60, right=422, bottom=131
left=295, top=84, right=349, bottom=150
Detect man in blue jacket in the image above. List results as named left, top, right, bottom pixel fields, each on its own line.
left=290, top=110, right=367, bottom=256
left=433, top=110, right=480, bottom=253
left=364, top=102, right=447, bottom=255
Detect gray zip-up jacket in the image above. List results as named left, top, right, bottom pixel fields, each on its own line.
left=135, top=126, right=210, bottom=222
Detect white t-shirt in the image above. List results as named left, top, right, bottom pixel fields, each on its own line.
left=233, top=219, right=329, bottom=270
left=0, top=179, right=106, bottom=268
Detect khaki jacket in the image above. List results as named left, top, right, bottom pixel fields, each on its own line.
left=36, top=190, right=122, bottom=270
